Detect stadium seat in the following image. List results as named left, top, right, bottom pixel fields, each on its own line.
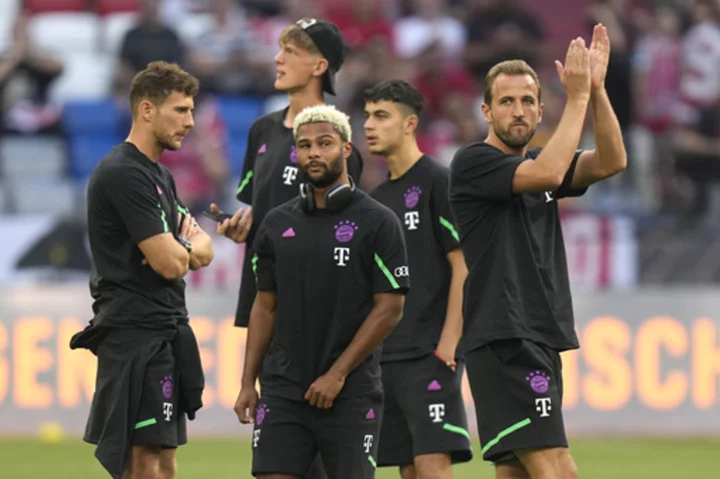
left=12, top=178, right=77, bottom=215
left=48, top=53, right=114, bottom=105
left=29, top=12, right=101, bottom=57
left=62, top=100, right=122, bottom=137
left=227, top=136, right=248, bottom=177
left=96, top=0, right=140, bottom=15
left=0, top=0, right=20, bottom=52
left=67, top=134, right=124, bottom=179
left=216, top=96, right=265, bottom=137
left=0, top=135, right=66, bottom=179
left=25, top=0, right=86, bottom=14
left=102, top=12, right=139, bottom=54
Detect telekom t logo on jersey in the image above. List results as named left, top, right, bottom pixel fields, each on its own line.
left=283, top=166, right=298, bottom=185
left=363, top=435, right=374, bottom=453
left=404, top=211, right=420, bottom=230
left=334, top=247, right=350, bottom=267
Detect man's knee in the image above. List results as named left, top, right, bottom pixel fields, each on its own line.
left=495, top=460, right=530, bottom=479
left=413, top=453, right=452, bottom=479
left=400, top=464, right=417, bottom=479
left=159, top=449, right=177, bottom=479
left=125, top=445, right=161, bottom=479
left=515, top=447, right=578, bottom=479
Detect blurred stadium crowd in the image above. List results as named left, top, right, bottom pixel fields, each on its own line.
left=0, top=0, right=719, bottom=284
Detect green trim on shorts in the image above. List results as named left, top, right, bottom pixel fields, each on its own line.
left=443, top=423, right=471, bottom=440
left=481, top=418, right=532, bottom=454
left=134, top=418, right=157, bottom=430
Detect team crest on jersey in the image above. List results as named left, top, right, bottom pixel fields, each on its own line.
left=289, top=145, right=298, bottom=164
left=334, top=220, right=358, bottom=243
left=404, top=186, right=422, bottom=208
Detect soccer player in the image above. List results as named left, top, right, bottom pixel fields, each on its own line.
left=364, top=80, right=473, bottom=478
left=447, top=26, right=627, bottom=478
left=69, top=61, right=213, bottom=479
left=233, top=104, right=410, bottom=479
left=210, top=18, right=364, bottom=329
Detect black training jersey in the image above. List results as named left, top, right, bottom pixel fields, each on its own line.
left=370, top=156, right=460, bottom=362
left=86, top=142, right=188, bottom=328
left=253, top=190, right=410, bottom=400
left=448, top=142, right=587, bottom=353
left=233, top=108, right=364, bottom=326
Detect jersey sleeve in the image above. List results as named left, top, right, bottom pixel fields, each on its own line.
left=449, top=144, right=524, bottom=202
left=372, top=211, right=410, bottom=295
left=235, top=121, right=258, bottom=204
left=252, top=216, right=276, bottom=292
left=347, top=145, right=364, bottom=188
left=107, top=166, right=170, bottom=244
left=555, top=150, right=588, bottom=199
left=430, top=171, right=461, bottom=254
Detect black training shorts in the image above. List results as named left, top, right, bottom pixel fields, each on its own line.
left=251, top=392, right=383, bottom=478
left=377, top=353, right=473, bottom=467
left=466, top=339, right=567, bottom=464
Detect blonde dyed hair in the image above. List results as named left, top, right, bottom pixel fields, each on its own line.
left=293, top=104, right=352, bottom=142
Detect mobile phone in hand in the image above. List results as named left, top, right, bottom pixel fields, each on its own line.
left=201, top=210, right=233, bottom=223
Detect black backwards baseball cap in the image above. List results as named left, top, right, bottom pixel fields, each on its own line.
left=295, top=18, right=347, bottom=96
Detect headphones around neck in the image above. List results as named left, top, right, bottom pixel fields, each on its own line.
left=299, top=177, right=356, bottom=213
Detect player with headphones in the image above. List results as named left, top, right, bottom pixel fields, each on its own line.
left=234, top=104, right=410, bottom=479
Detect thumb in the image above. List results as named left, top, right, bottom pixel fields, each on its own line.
left=210, top=203, right=219, bottom=214
left=555, top=60, right=564, bottom=81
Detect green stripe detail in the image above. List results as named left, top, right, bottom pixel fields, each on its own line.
left=481, top=418, right=532, bottom=454
left=367, top=455, right=377, bottom=468
left=439, top=216, right=459, bottom=242
left=443, top=423, right=471, bottom=440
left=177, top=205, right=189, bottom=215
left=251, top=254, right=259, bottom=281
left=157, top=204, right=169, bottom=233
left=236, top=170, right=254, bottom=195
left=373, top=253, right=400, bottom=289
left=134, top=418, right=157, bottom=430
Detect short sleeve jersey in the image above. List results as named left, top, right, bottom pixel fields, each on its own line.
left=448, top=142, right=587, bottom=353
left=86, top=142, right=189, bottom=327
left=370, top=156, right=460, bottom=362
left=252, top=190, right=409, bottom=400
left=233, top=108, right=364, bottom=326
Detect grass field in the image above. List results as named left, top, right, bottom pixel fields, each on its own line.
left=1, top=437, right=718, bottom=478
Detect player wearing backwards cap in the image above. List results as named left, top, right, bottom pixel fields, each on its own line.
left=211, top=18, right=363, bottom=479
left=234, top=104, right=409, bottom=479
left=365, top=80, right=473, bottom=478
left=210, top=18, right=364, bottom=327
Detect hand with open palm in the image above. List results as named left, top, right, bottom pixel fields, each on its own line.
left=589, top=23, right=611, bottom=91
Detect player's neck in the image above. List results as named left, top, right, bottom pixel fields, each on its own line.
left=385, top=141, right=424, bottom=180
left=285, top=89, right=324, bottom=129
left=312, top=172, right=350, bottom=210
left=126, top=127, right=162, bottom=162
left=485, top=133, right=527, bottom=158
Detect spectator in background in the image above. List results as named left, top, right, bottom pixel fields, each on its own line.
left=393, top=0, right=466, bottom=60
left=160, top=96, right=229, bottom=213
left=673, top=0, right=720, bottom=220
left=327, top=0, right=393, bottom=51
left=632, top=3, right=682, bottom=210
left=115, top=0, right=185, bottom=97
left=0, top=10, right=63, bottom=135
left=187, top=0, right=273, bottom=96
left=463, top=0, right=545, bottom=84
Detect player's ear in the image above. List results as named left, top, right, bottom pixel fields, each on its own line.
left=538, top=102, right=544, bottom=124
left=314, top=57, right=329, bottom=78
left=140, top=99, right=155, bottom=123
left=405, top=114, right=419, bottom=135
left=481, top=102, right=492, bottom=126
left=343, top=141, right=352, bottom=160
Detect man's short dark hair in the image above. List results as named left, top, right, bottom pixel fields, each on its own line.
left=129, top=61, right=200, bottom=115
left=364, top=80, right=424, bottom=117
